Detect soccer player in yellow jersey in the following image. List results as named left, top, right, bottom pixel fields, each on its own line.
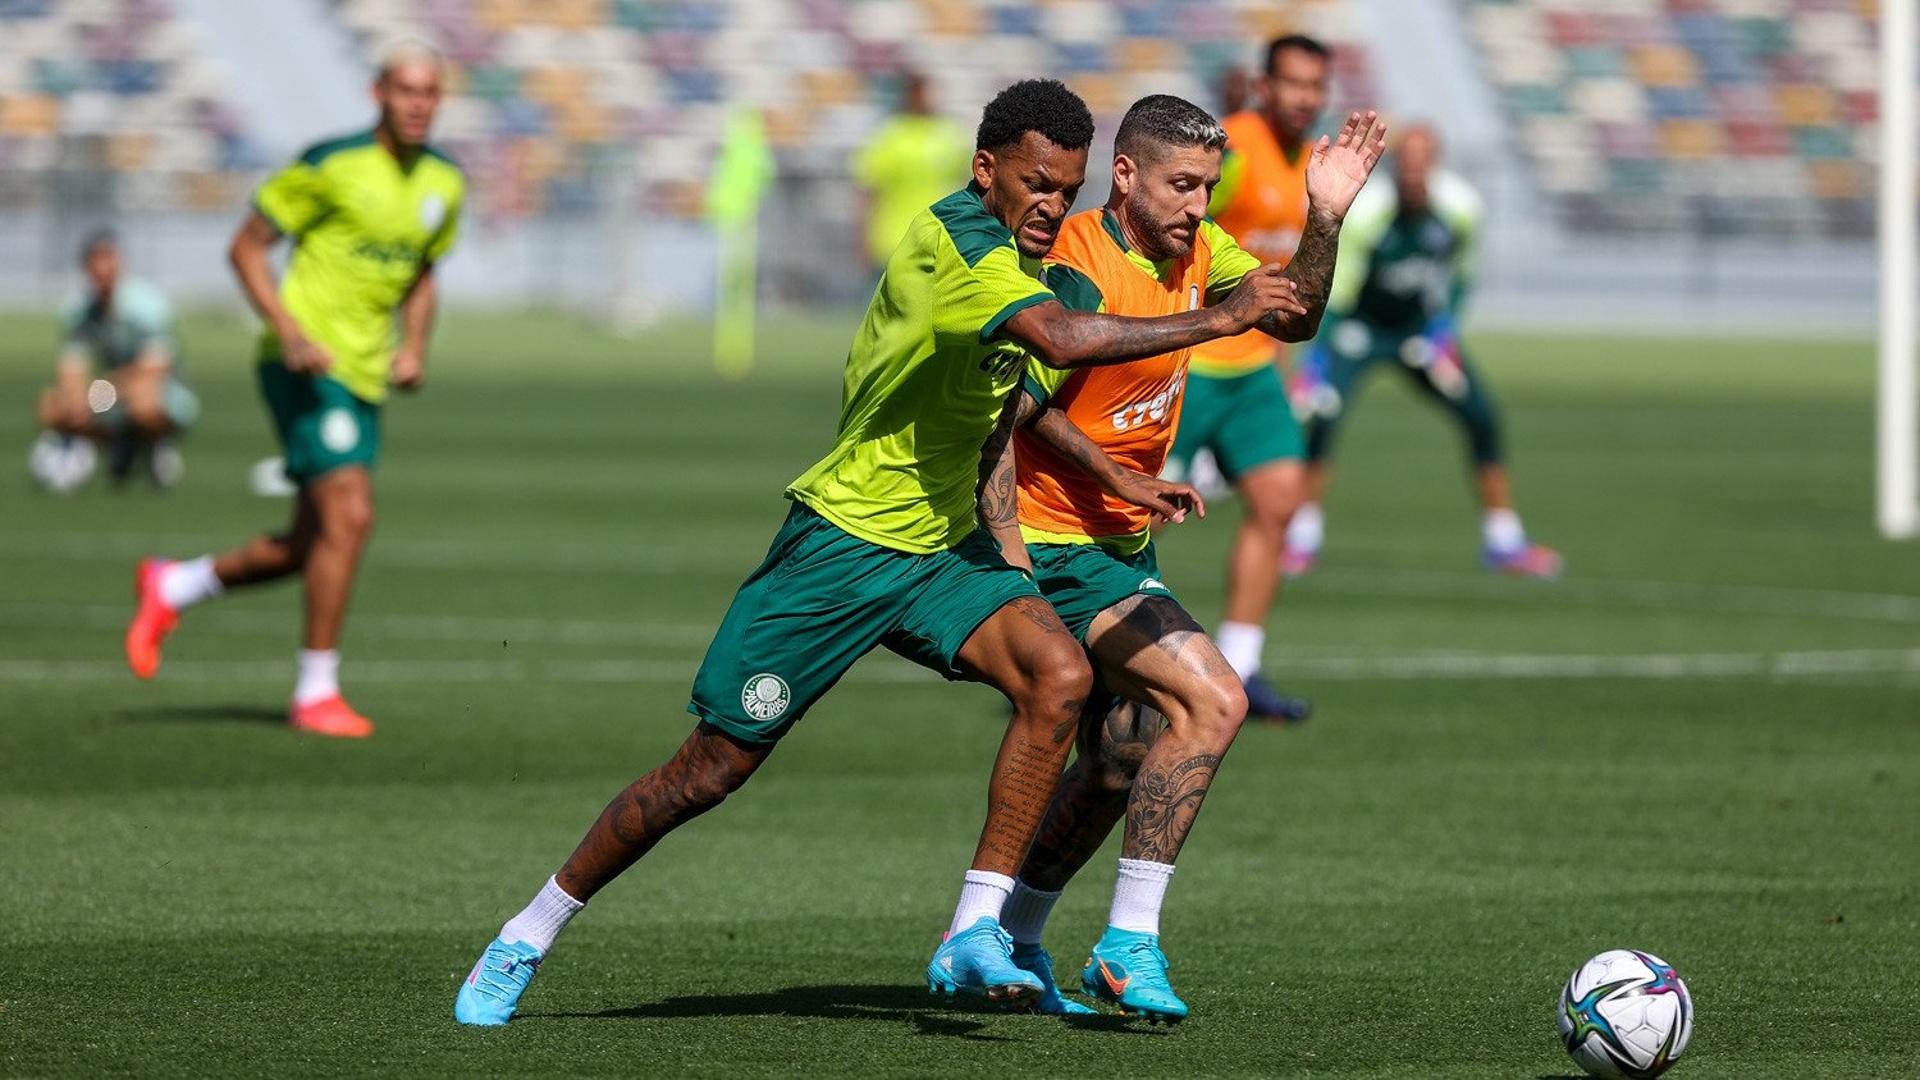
left=453, top=80, right=1309, bottom=1027
left=1166, top=34, right=1340, bottom=722
left=986, top=97, right=1383, bottom=1021
left=853, top=71, right=970, bottom=271
left=123, top=44, right=464, bottom=738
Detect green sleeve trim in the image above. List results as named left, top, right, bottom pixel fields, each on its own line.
left=1045, top=264, right=1105, bottom=313
left=1021, top=371, right=1051, bottom=408
left=980, top=291, right=1054, bottom=344
left=250, top=195, right=297, bottom=237
left=298, top=129, right=377, bottom=166
left=931, top=185, right=1015, bottom=267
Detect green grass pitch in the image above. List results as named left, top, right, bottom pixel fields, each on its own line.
left=1, top=311, right=1913, bottom=1077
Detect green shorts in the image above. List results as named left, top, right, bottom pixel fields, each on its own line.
left=688, top=502, right=1044, bottom=744
left=1029, top=539, right=1174, bottom=642
left=258, top=364, right=381, bottom=481
left=1164, top=365, right=1303, bottom=483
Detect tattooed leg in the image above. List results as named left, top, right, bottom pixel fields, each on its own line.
left=952, top=596, right=1092, bottom=875
left=1016, top=693, right=1165, bottom=892
left=555, top=722, right=772, bottom=901
left=1083, top=595, right=1248, bottom=866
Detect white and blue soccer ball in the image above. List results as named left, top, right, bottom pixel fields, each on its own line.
left=28, top=432, right=97, bottom=494
left=1558, top=949, right=1693, bottom=1079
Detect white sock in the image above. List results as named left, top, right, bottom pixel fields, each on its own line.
left=499, top=875, right=584, bottom=955
left=947, top=869, right=1015, bottom=937
left=1108, top=858, right=1176, bottom=935
left=1001, top=879, right=1062, bottom=945
left=293, top=649, right=340, bottom=706
left=1287, top=501, right=1324, bottom=554
left=1216, top=621, right=1265, bottom=681
left=158, top=555, right=223, bottom=610
left=1482, top=508, right=1526, bottom=554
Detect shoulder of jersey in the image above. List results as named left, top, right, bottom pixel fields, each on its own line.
left=928, top=187, right=1014, bottom=266
left=296, top=130, right=463, bottom=174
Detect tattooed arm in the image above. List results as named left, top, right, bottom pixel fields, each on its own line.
left=977, top=389, right=1039, bottom=571
left=1001, top=265, right=1306, bottom=371
left=1253, top=110, right=1390, bottom=343
left=1029, top=406, right=1206, bottom=525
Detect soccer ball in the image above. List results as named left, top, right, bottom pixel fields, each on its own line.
left=1558, top=949, right=1693, bottom=1078
left=28, top=432, right=97, bottom=494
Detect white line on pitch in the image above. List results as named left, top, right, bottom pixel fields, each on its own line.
left=3, top=648, right=1917, bottom=686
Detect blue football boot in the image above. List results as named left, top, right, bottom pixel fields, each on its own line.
left=1244, top=673, right=1312, bottom=724
left=926, top=917, right=1043, bottom=1006
left=454, top=937, right=544, bottom=1027
left=1010, top=941, right=1099, bottom=1016
left=1081, top=926, right=1189, bottom=1024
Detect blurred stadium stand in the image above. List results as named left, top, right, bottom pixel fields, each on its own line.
left=0, top=0, right=1885, bottom=329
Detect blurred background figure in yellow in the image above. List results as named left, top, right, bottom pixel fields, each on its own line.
left=31, top=228, right=196, bottom=493
left=852, top=71, right=969, bottom=273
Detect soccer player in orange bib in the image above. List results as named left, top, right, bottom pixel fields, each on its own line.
left=981, top=95, right=1384, bottom=1021
left=1162, top=34, right=1338, bottom=722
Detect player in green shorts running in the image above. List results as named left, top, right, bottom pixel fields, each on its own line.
left=123, top=44, right=465, bottom=737
left=1284, top=125, right=1561, bottom=578
left=452, top=79, right=1309, bottom=1027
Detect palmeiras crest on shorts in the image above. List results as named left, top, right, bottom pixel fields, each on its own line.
left=742, top=673, right=791, bottom=721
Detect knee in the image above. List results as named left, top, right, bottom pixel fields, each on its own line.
left=1016, top=641, right=1094, bottom=724
left=1172, top=676, right=1247, bottom=750
left=323, top=492, right=376, bottom=540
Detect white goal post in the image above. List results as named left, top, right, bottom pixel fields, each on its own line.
left=1880, top=0, right=1918, bottom=539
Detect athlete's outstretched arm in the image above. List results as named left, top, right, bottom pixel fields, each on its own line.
left=391, top=263, right=437, bottom=391
left=977, top=390, right=1038, bottom=571
left=1027, top=405, right=1205, bottom=525
left=229, top=211, right=333, bottom=374
left=1002, top=266, right=1305, bottom=371
left=1256, top=110, right=1389, bottom=343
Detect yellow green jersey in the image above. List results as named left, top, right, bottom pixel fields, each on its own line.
left=787, top=184, right=1055, bottom=554
left=252, top=130, right=465, bottom=404
left=852, top=114, right=971, bottom=266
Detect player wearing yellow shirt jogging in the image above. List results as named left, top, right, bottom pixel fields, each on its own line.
left=452, top=79, right=1310, bottom=1028
left=124, top=44, right=463, bottom=738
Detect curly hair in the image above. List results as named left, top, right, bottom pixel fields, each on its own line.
left=1114, top=94, right=1227, bottom=166
left=975, top=78, right=1095, bottom=153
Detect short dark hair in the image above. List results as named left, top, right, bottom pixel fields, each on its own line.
left=975, top=78, right=1095, bottom=153
left=1265, top=33, right=1330, bottom=75
left=1115, top=94, right=1227, bottom=166
left=78, top=227, right=117, bottom=264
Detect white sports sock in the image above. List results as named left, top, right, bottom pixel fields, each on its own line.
left=499, top=875, right=584, bottom=955
left=158, top=555, right=223, bottom=610
left=1287, top=501, right=1325, bottom=555
left=947, top=869, right=1015, bottom=938
left=1001, top=879, right=1062, bottom=946
left=1108, top=858, right=1176, bottom=935
left=1482, top=508, right=1526, bottom=554
left=1216, top=621, right=1265, bottom=681
left=293, top=649, right=340, bottom=707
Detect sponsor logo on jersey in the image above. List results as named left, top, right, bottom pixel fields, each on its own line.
left=1109, top=374, right=1186, bottom=432
left=742, top=673, right=791, bottom=721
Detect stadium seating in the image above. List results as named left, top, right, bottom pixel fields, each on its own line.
left=0, top=0, right=265, bottom=211
left=1463, top=0, right=1877, bottom=237
left=336, top=0, right=1374, bottom=219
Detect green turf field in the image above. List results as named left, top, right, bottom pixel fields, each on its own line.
left=1, top=311, right=1913, bottom=1078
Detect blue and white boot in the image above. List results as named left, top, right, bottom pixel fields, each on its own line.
left=927, top=917, right=1043, bottom=1007
left=454, top=937, right=544, bottom=1027
left=1011, top=941, right=1099, bottom=1016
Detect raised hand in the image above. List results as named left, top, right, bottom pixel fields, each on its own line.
left=1305, top=110, right=1388, bottom=221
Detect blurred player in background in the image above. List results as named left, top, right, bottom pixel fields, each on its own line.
left=853, top=71, right=970, bottom=273
left=452, top=79, right=1310, bottom=1028
left=122, top=44, right=464, bottom=737
left=997, top=96, right=1385, bottom=1021
left=1162, top=34, right=1337, bottom=723
left=30, top=229, right=196, bottom=492
left=1286, top=125, right=1561, bottom=577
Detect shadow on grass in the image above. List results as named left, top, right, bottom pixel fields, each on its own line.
left=116, top=703, right=286, bottom=725
left=526, top=983, right=1162, bottom=1041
